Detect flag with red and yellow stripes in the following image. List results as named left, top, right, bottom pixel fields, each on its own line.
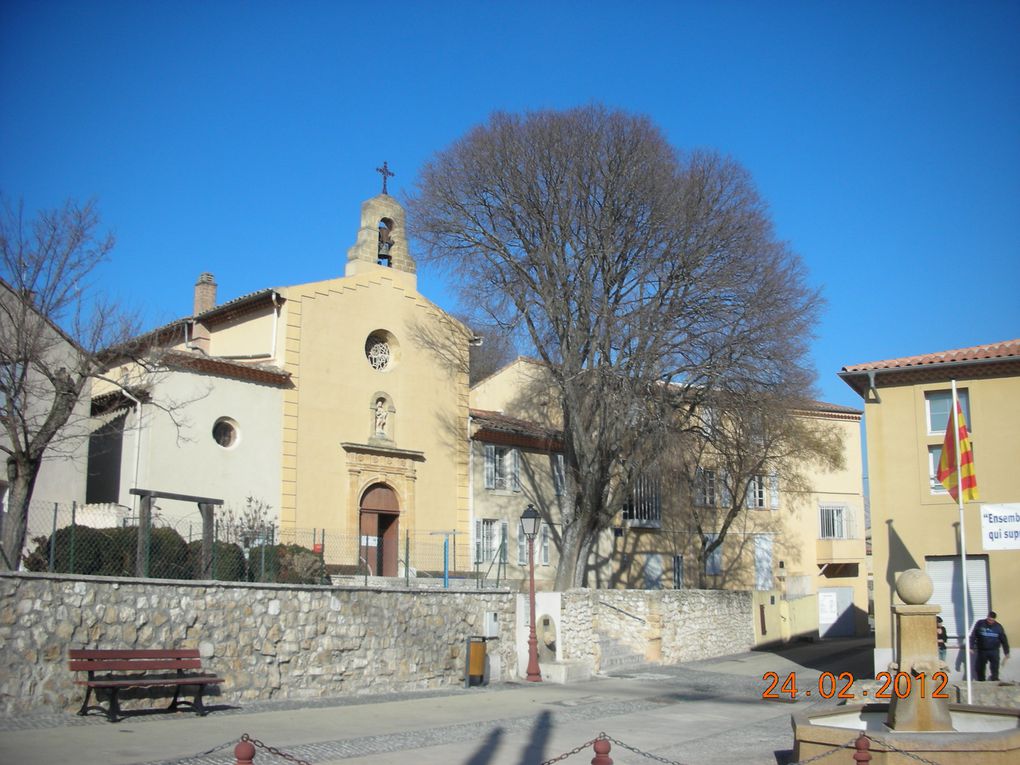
left=937, top=400, right=979, bottom=502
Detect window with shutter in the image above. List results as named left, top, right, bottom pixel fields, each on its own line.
left=477, top=519, right=501, bottom=562
left=540, top=524, right=550, bottom=565
left=747, top=475, right=767, bottom=509
left=719, top=470, right=732, bottom=507
left=706, top=533, right=723, bottom=575
left=486, top=446, right=518, bottom=491
left=484, top=444, right=495, bottom=490
left=553, top=453, right=565, bottom=496
left=696, top=468, right=717, bottom=507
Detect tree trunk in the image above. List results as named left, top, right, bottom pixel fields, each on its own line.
left=0, top=460, right=38, bottom=570
left=555, top=521, right=585, bottom=590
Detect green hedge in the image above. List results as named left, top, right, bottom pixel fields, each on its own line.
left=24, top=525, right=324, bottom=584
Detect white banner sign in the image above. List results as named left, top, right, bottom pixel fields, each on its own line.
left=818, top=591, right=838, bottom=622
left=980, top=503, right=1020, bottom=550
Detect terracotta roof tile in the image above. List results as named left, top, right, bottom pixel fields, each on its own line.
left=469, top=408, right=561, bottom=441
left=162, top=350, right=291, bottom=386
left=842, top=339, right=1020, bottom=373
left=799, top=399, right=862, bottom=417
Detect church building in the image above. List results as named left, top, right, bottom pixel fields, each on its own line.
left=87, top=186, right=472, bottom=576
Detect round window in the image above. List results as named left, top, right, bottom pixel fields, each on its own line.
left=365, top=330, right=397, bottom=371
left=212, top=418, right=239, bottom=448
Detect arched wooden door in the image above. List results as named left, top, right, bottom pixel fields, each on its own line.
left=359, top=483, right=399, bottom=577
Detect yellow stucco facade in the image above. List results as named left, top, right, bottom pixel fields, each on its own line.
left=841, top=340, right=1020, bottom=678
left=471, top=359, right=869, bottom=637
left=100, top=193, right=473, bottom=574
left=274, top=268, right=470, bottom=543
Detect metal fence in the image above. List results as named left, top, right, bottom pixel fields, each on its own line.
left=15, top=501, right=503, bottom=587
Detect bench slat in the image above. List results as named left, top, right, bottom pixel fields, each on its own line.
left=76, top=676, right=222, bottom=688
left=70, top=659, right=204, bottom=672
left=70, top=649, right=200, bottom=660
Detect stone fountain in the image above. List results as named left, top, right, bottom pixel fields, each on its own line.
left=792, top=569, right=1020, bottom=764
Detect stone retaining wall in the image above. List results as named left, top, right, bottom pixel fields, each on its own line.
left=560, top=589, right=753, bottom=669
left=0, top=572, right=755, bottom=716
left=0, top=572, right=517, bottom=716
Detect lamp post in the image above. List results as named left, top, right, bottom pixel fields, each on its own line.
left=520, top=504, right=542, bottom=682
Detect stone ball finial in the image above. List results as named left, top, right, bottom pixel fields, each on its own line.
left=896, top=568, right=933, bottom=605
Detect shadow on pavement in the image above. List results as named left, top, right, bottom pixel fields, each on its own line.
left=752, top=637, right=875, bottom=679
left=462, top=710, right=553, bottom=765
left=518, top=710, right=553, bottom=765
left=465, top=726, right=504, bottom=765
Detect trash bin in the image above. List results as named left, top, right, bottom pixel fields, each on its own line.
left=465, top=636, right=491, bottom=687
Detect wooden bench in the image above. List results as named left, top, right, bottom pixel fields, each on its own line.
left=69, top=648, right=223, bottom=722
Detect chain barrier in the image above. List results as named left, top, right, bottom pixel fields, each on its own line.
left=538, top=730, right=948, bottom=765
left=155, top=726, right=951, bottom=765
left=538, top=735, right=600, bottom=764
left=786, top=735, right=860, bottom=765
left=602, top=733, right=691, bottom=764
left=241, top=733, right=313, bottom=765
left=539, top=732, right=692, bottom=765
left=786, top=732, right=946, bottom=765
left=856, top=735, right=945, bottom=765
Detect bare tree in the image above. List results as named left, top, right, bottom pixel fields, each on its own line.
left=0, top=195, right=137, bottom=569
left=218, top=495, right=277, bottom=547
left=410, top=106, right=823, bottom=589
left=453, top=313, right=518, bottom=384
left=673, top=391, right=845, bottom=588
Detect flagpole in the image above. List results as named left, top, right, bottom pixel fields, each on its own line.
left=952, top=379, right=973, bottom=705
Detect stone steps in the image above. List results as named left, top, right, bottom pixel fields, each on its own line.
left=598, top=634, right=647, bottom=672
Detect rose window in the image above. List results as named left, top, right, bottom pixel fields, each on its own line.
left=366, top=335, right=391, bottom=371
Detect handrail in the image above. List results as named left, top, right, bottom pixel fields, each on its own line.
left=598, top=599, right=647, bottom=624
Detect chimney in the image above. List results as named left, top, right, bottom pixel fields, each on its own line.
left=191, top=273, right=216, bottom=355
left=193, top=273, right=217, bottom=316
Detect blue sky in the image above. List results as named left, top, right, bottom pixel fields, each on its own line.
left=2, top=1, right=1017, bottom=409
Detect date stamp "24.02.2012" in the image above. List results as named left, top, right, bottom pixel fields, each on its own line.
left=762, top=671, right=951, bottom=702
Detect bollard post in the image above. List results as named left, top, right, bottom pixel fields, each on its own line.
left=49, top=503, right=58, bottom=572
left=591, top=737, right=613, bottom=765
left=853, top=733, right=871, bottom=764
left=69, top=500, right=77, bottom=574
left=235, top=738, right=256, bottom=764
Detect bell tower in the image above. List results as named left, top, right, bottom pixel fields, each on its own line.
left=345, top=164, right=417, bottom=282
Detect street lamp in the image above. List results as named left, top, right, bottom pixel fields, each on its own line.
left=520, top=503, right=542, bottom=682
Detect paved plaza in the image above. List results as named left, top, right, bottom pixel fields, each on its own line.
left=0, top=637, right=874, bottom=765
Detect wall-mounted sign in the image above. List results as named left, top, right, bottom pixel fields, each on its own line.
left=818, top=591, right=838, bottom=623
left=980, top=503, right=1020, bottom=550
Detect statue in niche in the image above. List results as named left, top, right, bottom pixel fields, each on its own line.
left=374, top=398, right=388, bottom=436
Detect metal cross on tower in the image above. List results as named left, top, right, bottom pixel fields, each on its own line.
left=375, top=161, right=395, bottom=195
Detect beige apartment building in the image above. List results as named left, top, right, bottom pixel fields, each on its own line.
left=471, top=358, right=869, bottom=639
left=840, top=339, right=1020, bottom=678
left=87, top=191, right=473, bottom=574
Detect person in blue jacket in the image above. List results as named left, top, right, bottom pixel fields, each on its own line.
left=970, top=611, right=1010, bottom=681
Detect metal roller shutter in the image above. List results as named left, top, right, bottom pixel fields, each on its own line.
left=925, top=555, right=989, bottom=640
